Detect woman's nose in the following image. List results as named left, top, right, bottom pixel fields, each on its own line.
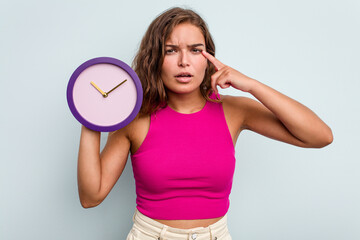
left=178, top=52, right=190, bottom=67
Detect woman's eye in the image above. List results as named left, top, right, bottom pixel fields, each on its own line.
left=165, top=48, right=202, bottom=54
left=166, top=49, right=176, bottom=54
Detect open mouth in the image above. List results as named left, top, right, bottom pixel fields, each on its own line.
left=175, top=73, right=193, bottom=83
left=175, top=73, right=193, bottom=78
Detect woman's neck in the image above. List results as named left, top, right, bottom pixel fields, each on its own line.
left=166, top=90, right=206, bottom=114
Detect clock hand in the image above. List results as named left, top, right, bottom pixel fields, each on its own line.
left=90, top=81, right=107, bottom=97
left=106, top=79, right=127, bottom=96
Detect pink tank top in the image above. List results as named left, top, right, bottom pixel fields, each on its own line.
left=130, top=92, right=236, bottom=220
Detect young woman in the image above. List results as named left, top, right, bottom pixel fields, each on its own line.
left=77, top=7, right=333, bottom=240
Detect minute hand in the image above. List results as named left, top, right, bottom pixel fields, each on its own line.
left=106, top=79, right=127, bottom=95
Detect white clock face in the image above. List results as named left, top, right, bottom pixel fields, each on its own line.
left=72, top=63, right=138, bottom=127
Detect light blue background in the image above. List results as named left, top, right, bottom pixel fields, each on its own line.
left=1, top=0, right=359, bottom=239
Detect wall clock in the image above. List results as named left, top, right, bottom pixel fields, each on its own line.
left=67, top=57, right=143, bottom=132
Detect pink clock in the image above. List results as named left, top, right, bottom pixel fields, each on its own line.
left=67, top=57, right=143, bottom=132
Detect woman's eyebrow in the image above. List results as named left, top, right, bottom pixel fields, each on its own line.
left=165, top=43, right=205, bottom=48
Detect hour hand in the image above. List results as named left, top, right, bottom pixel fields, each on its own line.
left=90, top=81, right=107, bottom=97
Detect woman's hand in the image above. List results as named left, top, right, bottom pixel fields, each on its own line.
left=202, top=50, right=333, bottom=148
left=201, top=50, right=256, bottom=94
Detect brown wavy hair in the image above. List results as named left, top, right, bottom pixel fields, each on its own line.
left=132, top=7, right=222, bottom=116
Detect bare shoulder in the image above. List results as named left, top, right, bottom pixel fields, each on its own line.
left=220, top=94, right=265, bottom=129
left=220, top=94, right=251, bottom=107
left=218, top=94, right=246, bottom=133
left=220, top=94, right=256, bottom=115
left=108, top=113, right=149, bottom=141
left=127, top=113, right=151, bottom=153
left=127, top=113, right=150, bottom=137
left=106, top=112, right=150, bottom=155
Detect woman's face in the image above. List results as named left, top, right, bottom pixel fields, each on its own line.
left=161, top=23, right=208, bottom=95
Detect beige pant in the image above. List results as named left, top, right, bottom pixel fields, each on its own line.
left=126, top=208, right=232, bottom=240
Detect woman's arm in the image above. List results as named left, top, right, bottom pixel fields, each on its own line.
left=202, top=51, right=333, bottom=148
left=245, top=79, right=332, bottom=147
left=77, top=125, right=131, bottom=208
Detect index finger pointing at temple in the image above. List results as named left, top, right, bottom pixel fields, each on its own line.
left=201, top=50, right=225, bottom=71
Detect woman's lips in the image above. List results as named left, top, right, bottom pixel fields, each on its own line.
left=175, top=76, right=192, bottom=83
left=175, top=73, right=193, bottom=83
